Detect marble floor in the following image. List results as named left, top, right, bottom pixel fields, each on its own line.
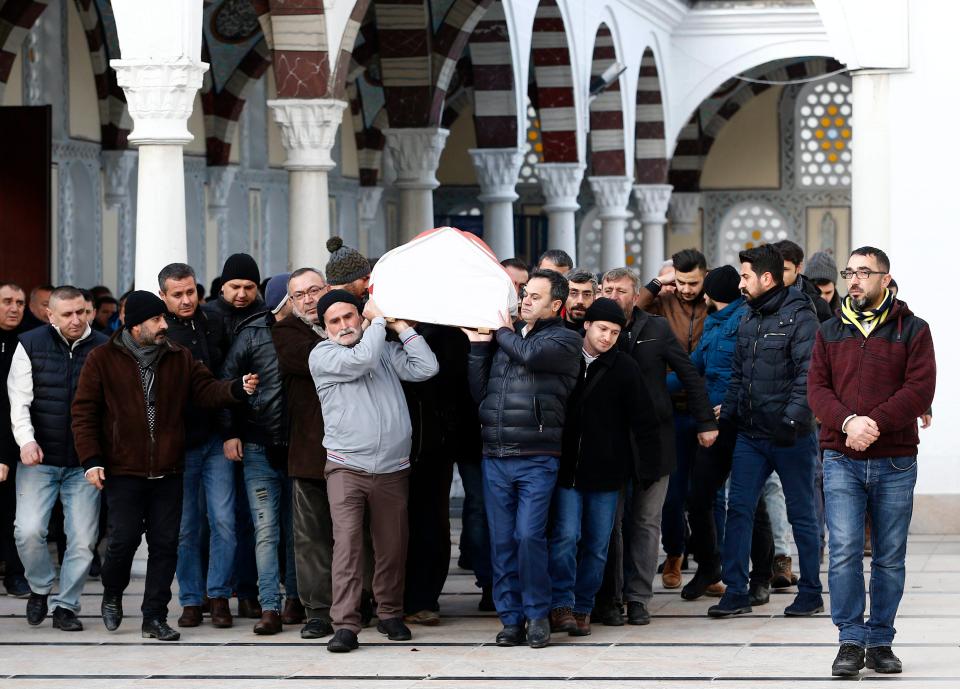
left=1, top=526, right=959, bottom=688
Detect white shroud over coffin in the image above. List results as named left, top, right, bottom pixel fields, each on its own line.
left=369, top=227, right=519, bottom=330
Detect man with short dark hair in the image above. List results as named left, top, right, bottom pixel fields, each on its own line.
left=563, top=270, right=596, bottom=332
left=773, top=240, right=832, bottom=323
left=20, top=285, right=54, bottom=332
left=465, top=269, right=581, bottom=649
left=93, top=297, right=118, bottom=333
left=809, top=247, right=936, bottom=677
left=72, top=291, right=259, bottom=641
left=537, top=250, right=573, bottom=276
left=709, top=244, right=823, bottom=619
left=157, top=262, right=235, bottom=630
left=80, top=290, right=95, bottom=325
left=7, top=286, right=108, bottom=631
left=500, top=258, right=529, bottom=298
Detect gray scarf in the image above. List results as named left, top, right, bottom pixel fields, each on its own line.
left=121, top=329, right=164, bottom=436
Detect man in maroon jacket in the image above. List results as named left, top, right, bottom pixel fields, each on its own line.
left=808, top=247, right=936, bottom=678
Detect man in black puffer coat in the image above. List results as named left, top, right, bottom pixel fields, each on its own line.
left=466, top=269, right=581, bottom=650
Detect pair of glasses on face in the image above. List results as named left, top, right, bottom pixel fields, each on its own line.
left=839, top=269, right=887, bottom=280
left=291, top=286, right=325, bottom=301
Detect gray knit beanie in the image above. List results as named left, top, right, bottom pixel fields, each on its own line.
left=325, top=237, right=371, bottom=286
left=805, top=251, right=838, bottom=284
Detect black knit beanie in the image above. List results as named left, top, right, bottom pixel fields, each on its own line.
left=584, top=298, right=627, bottom=328
left=221, top=253, right=261, bottom=285
left=325, top=237, right=371, bottom=286
left=124, top=291, right=167, bottom=329
left=704, top=265, right=742, bottom=304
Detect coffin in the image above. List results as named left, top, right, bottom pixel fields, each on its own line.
left=368, top=227, right=518, bottom=330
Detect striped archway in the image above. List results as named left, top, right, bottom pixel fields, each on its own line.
left=530, top=0, right=577, bottom=163
left=468, top=0, right=517, bottom=148
left=0, top=0, right=49, bottom=99
left=588, top=23, right=626, bottom=176
left=72, top=0, right=128, bottom=149
left=634, top=47, right=667, bottom=184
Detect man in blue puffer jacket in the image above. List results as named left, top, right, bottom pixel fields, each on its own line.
left=465, top=269, right=581, bottom=650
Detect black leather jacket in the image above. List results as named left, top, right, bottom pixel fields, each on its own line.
left=467, top=317, right=581, bottom=458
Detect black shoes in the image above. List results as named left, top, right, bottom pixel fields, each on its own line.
left=526, top=617, right=550, bottom=649
left=627, top=601, right=650, bottom=626
left=832, top=643, right=865, bottom=677
left=866, top=646, right=902, bottom=673
left=784, top=592, right=824, bottom=617
left=301, top=618, right=335, bottom=639
left=495, top=624, right=526, bottom=647
left=748, top=581, right=770, bottom=606
left=681, top=565, right=722, bottom=601
left=327, top=628, right=360, bottom=653
left=478, top=587, right=495, bottom=612
left=101, top=593, right=123, bottom=631
left=4, top=574, right=31, bottom=598
left=593, top=603, right=624, bottom=626
left=142, top=618, right=180, bottom=641
left=707, top=592, right=752, bottom=618
left=26, top=593, right=48, bottom=626
left=377, top=616, right=412, bottom=641
left=52, top=607, right=83, bottom=632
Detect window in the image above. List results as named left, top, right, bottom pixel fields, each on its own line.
left=577, top=209, right=643, bottom=273
left=797, top=77, right=852, bottom=188
left=718, top=202, right=790, bottom=267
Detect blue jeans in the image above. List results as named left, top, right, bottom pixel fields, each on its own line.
left=763, top=474, right=792, bottom=556
left=242, top=444, right=297, bottom=612
left=14, top=464, right=100, bottom=613
left=482, top=455, right=558, bottom=626
left=823, top=451, right=916, bottom=647
left=177, top=435, right=237, bottom=605
left=548, top=487, right=619, bottom=614
left=661, top=413, right=698, bottom=556
left=722, top=433, right=822, bottom=597
left=457, top=461, right=491, bottom=589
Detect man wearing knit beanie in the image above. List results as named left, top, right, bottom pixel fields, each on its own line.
left=325, top=238, right=371, bottom=300
left=806, top=251, right=840, bottom=311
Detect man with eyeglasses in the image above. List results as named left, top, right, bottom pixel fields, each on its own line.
left=271, top=268, right=336, bottom=639
left=808, top=247, right=936, bottom=677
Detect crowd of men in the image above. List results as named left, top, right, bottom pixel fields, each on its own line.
left=0, top=235, right=935, bottom=676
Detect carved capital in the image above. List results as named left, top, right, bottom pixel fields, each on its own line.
left=101, top=150, right=138, bottom=207
left=537, top=163, right=585, bottom=212
left=588, top=176, right=633, bottom=220
left=668, top=192, right=701, bottom=234
left=358, top=186, right=384, bottom=223
left=469, top=148, right=524, bottom=203
left=267, top=98, right=348, bottom=171
left=382, top=127, right=449, bottom=190
left=633, top=184, right=673, bottom=224
left=111, top=58, right=208, bottom=145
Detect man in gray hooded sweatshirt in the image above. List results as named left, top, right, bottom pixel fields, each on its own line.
left=309, top=290, right=438, bottom=653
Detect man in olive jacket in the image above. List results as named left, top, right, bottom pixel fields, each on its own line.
left=72, top=291, right=258, bottom=642
left=465, top=269, right=581, bottom=650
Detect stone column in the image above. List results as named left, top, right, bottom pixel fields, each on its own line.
left=357, top=186, right=384, bottom=258
left=207, top=165, right=240, bottom=269
left=101, top=150, right=138, bottom=291
left=383, top=127, right=449, bottom=243
left=851, top=71, right=890, bottom=249
left=668, top=192, right=701, bottom=237
left=268, top=98, right=348, bottom=271
left=111, top=58, right=207, bottom=289
left=536, top=162, right=585, bottom=261
left=634, top=183, right=673, bottom=282
left=588, top=176, right=633, bottom=271
left=469, top=147, right=524, bottom=259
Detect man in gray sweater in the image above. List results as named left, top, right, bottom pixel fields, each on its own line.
left=309, top=290, right=438, bottom=653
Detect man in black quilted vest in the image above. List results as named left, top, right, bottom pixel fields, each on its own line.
left=6, top=285, right=108, bottom=631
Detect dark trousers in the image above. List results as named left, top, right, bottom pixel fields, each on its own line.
left=0, top=462, right=25, bottom=583
left=457, top=461, right=492, bottom=589
left=404, top=458, right=453, bottom=613
left=661, top=413, right=699, bottom=556
left=688, top=430, right=737, bottom=569
left=292, top=478, right=334, bottom=622
left=101, top=474, right=183, bottom=621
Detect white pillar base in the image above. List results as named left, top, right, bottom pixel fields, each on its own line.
left=537, top=162, right=585, bottom=263
left=634, top=184, right=673, bottom=282
left=469, top=148, right=524, bottom=259
left=383, top=127, right=449, bottom=243
left=589, top=176, right=633, bottom=271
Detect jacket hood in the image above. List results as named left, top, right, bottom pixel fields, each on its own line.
left=707, top=297, right=747, bottom=325
left=236, top=310, right=272, bottom=331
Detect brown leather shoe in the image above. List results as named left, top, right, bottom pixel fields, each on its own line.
left=177, top=605, right=202, bottom=628
left=237, top=598, right=262, bottom=619
left=253, top=610, right=282, bottom=635
left=771, top=555, right=797, bottom=589
left=209, top=597, right=233, bottom=628
left=549, top=607, right=577, bottom=633
left=705, top=582, right=726, bottom=597
left=281, top=598, right=306, bottom=625
left=570, top=612, right=591, bottom=637
left=662, top=555, right=683, bottom=589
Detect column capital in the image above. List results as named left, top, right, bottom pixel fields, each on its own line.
left=537, top=162, right=585, bottom=212
left=633, top=183, right=673, bottom=223
left=358, top=185, right=384, bottom=223
left=588, top=176, right=633, bottom=221
left=469, top=147, right=524, bottom=203
left=101, top=150, right=138, bottom=207
left=383, top=127, right=450, bottom=191
left=668, top=192, right=701, bottom=235
left=111, top=58, right=208, bottom=145
left=267, top=98, right=348, bottom=171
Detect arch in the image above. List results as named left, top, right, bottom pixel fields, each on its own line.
left=347, top=78, right=386, bottom=187
left=72, top=0, right=128, bottom=149
left=0, top=0, right=49, bottom=98
left=468, top=0, right=518, bottom=149
left=529, top=0, right=577, bottom=163
left=634, top=47, right=667, bottom=184
left=588, top=23, right=626, bottom=176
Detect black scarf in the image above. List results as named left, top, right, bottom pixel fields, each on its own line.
left=121, top=329, right=164, bottom=437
